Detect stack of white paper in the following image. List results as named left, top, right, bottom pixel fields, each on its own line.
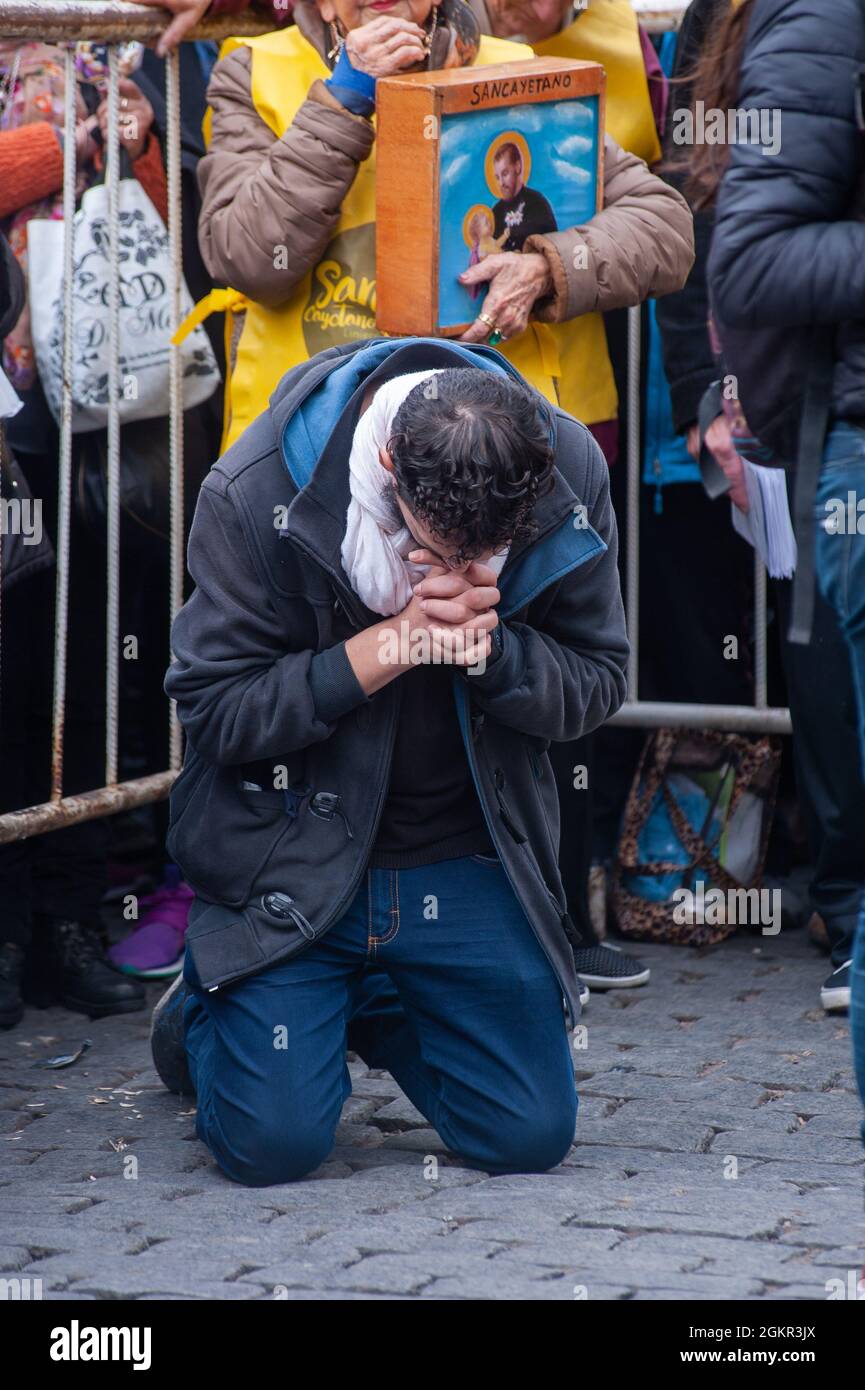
left=0, top=364, right=22, bottom=421
left=731, top=459, right=797, bottom=579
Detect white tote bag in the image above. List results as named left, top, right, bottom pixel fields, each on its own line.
left=27, top=176, right=219, bottom=432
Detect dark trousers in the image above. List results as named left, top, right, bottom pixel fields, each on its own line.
left=0, top=389, right=221, bottom=940
left=0, top=471, right=109, bottom=945
left=549, top=734, right=596, bottom=942
left=815, top=425, right=865, bottom=1127
left=776, top=577, right=865, bottom=966
left=183, top=856, right=577, bottom=1187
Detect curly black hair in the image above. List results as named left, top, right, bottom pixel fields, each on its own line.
left=387, top=368, right=555, bottom=565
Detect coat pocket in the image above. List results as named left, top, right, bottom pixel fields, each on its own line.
left=186, top=897, right=313, bottom=993
left=167, top=751, right=209, bottom=842
left=169, top=763, right=310, bottom=908
left=525, top=734, right=551, bottom=778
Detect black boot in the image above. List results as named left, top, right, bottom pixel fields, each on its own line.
left=25, top=917, right=146, bottom=1019
left=0, top=943, right=25, bottom=1029
left=150, top=974, right=195, bottom=1095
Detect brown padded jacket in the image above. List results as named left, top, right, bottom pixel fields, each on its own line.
left=197, top=9, right=694, bottom=322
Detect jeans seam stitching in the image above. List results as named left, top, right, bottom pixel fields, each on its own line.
left=370, top=868, right=400, bottom=947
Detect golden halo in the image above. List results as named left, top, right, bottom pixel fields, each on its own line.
left=484, top=131, right=532, bottom=201
left=462, top=203, right=496, bottom=248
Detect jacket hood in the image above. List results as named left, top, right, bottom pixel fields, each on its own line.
left=272, top=336, right=532, bottom=493
left=269, top=336, right=605, bottom=626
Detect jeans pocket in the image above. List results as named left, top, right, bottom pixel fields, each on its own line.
left=470, top=852, right=501, bottom=866
left=822, top=424, right=865, bottom=472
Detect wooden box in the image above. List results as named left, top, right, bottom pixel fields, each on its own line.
left=376, top=57, right=605, bottom=337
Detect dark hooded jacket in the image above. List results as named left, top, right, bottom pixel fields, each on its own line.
left=165, top=337, right=628, bottom=1022
left=707, top=0, right=865, bottom=460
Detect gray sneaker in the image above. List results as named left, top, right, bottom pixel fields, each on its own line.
left=150, top=973, right=195, bottom=1095
left=820, top=960, right=852, bottom=1013
left=572, top=943, right=650, bottom=990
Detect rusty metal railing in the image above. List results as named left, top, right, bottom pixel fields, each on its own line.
left=608, top=299, right=791, bottom=735
left=609, top=0, right=792, bottom=737
left=0, top=0, right=783, bottom=851
left=0, top=0, right=272, bottom=42
left=0, top=3, right=273, bottom=844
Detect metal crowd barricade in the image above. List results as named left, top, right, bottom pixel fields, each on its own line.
left=0, top=1, right=270, bottom=846
left=609, top=302, right=792, bottom=734
left=0, top=0, right=785, bottom=849
left=612, top=0, right=792, bottom=737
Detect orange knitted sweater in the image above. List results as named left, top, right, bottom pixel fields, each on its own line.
left=0, top=121, right=168, bottom=224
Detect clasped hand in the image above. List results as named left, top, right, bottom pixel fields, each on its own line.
left=401, top=551, right=501, bottom=668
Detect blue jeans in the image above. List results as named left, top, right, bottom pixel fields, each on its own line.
left=183, top=855, right=578, bottom=1186
left=816, top=422, right=865, bottom=1130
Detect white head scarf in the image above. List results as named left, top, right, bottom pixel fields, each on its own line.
left=341, top=369, right=508, bottom=617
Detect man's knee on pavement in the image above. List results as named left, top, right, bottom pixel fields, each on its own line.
left=460, top=1093, right=578, bottom=1175
left=208, top=1111, right=335, bottom=1188
left=492, top=1109, right=576, bottom=1174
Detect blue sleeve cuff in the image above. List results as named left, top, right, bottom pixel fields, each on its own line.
left=324, top=45, right=376, bottom=117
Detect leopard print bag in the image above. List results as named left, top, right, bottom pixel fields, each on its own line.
left=612, top=729, right=781, bottom=947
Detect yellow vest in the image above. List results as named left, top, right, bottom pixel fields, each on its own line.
left=189, top=27, right=618, bottom=449
left=530, top=1, right=662, bottom=436
left=533, top=1, right=661, bottom=166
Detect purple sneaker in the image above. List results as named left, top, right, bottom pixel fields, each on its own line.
left=108, top=871, right=193, bottom=980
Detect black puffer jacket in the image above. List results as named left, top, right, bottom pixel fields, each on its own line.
left=708, top=0, right=865, bottom=460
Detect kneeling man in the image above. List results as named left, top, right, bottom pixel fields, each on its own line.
left=153, top=337, right=628, bottom=1186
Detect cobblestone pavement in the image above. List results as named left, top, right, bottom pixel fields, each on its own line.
left=1, top=930, right=862, bottom=1301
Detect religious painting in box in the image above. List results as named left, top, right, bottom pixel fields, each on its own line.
left=376, top=57, right=605, bottom=336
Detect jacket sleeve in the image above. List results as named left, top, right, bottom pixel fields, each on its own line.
left=196, top=45, right=374, bottom=307
left=165, top=481, right=368, bottom=765
left=461, top=434, right=629, bottom=742
left=708, top=0, right=865, bottom=331
left=655, top=207, right=715, bottom=434
left=0, top=124, right=64, bottom=220
left=523, top=135, right=695, bottom=324
left=130, top=131, right=169, bottom=226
